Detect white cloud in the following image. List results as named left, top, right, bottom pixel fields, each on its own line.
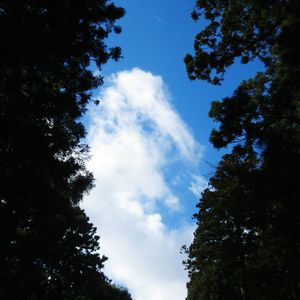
left=82, top=68, right=201, bottom=300
left=189, top=175, right=208, bottom=198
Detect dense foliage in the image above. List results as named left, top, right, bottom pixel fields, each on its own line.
left=185, top=1, right=300, bottom=299
left=0, top=1, right=132, bottom=299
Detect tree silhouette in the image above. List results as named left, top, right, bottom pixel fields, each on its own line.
left=0, top=1, right=132, bottom=299
left=185, top=1, right=300, bottom=299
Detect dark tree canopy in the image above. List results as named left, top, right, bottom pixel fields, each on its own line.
left=0, top=1, right=132, bottom=299
left=186, top=152, right=260, bottom=300
left=185, top=1, right=300, bottom=299
left=184, top=0, right=299, bottom=84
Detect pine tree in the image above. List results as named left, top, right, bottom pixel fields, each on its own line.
left=0, top=1, right=132, bottom=299
left=185, top=1, right=300, bottom=299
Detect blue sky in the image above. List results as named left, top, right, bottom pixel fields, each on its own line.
left=82, top=1, right=264, bottom=300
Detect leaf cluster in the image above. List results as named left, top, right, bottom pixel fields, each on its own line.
left=185, top=0, right=294, bottom=84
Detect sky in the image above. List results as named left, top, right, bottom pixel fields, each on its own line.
left=82, top=1, right=263, bottom=299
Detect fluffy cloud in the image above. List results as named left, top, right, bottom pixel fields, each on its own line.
left=82, top=68, right=201, bottom=300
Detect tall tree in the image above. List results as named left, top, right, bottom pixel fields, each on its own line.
left=186, top=151, right=261, bottom=300
left=185, top=1, right=300, bottom=299
left=0, top=1, right=132, bottom=299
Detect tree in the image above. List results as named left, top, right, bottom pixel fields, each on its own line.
left=185, top=1, right=300, bottom=299
left=186, top=152, right=258, bottom=300
left=0, top=1, right=132, bottom=299
left=184, top=0, right=298, bottom=85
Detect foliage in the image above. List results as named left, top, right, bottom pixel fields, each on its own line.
left=184, top=0, right=298, bottom=84
left=186, top=152, right=259, bottom=300
left=0, top=0, right=132, bottom=299
left=185, top=1, right=300, bottom=299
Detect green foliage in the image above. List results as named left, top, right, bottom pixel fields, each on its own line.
left=185, top=1, right=300, bottom=299
left=186, top=152, right=261, bottom=300
left=0, top=1, right=132, bottom=299
left=185, top=0, right=297, bottom=84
